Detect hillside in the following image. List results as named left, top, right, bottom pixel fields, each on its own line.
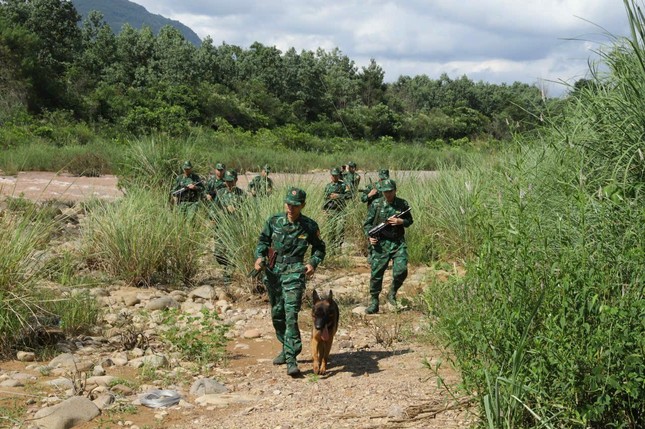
left=72, top=0, right=201, bottom=45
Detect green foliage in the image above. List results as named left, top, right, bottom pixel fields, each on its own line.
left=160, top=308, right=229, bottom=365
left=82, top=189, right=209, bottom=286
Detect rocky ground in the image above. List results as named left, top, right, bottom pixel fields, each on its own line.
left=0, top=172, right=474, bottom=429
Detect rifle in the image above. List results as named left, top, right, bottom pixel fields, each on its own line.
left=247, top=248, right=277, bottom=278
left=171, top=180, right=203, bottom=196
left=368, top=207, right=411, bottom=238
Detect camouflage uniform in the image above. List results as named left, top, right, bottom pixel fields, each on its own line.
left=342, top=161, right=361, bottom=197
left=360, top=169, right=389, bottom=207
left=248, top=166, right=274, bottom=197
left=171, top=161, right=204, bottom=221
left=255, top=188, right=326, bottom=373
left=205, top=163, right=227, bottom=218
left=213, top=170, right=246, bottom=280
left=323, top=168, right=349, bottom=249
left=363, top=179, right=413, bottom=313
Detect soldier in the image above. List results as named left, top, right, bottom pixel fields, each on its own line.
left=254, top=187, right=326, bottom=376
left=170, top=161, right=204, bottom=221
left=205, top=163, right=227, bottom=219
left=248, top=164, right=274, bottom=197
left=323, top=167, right=349, bottom=249
left=213, top=169, right=246, bottom=282
left=215, top=169, right=246, bottom=213
left=361, top=168, right=390, bottom=207
left=343, top=161, right=361, bottom=196
left=363, top=179, right=413, bottom=314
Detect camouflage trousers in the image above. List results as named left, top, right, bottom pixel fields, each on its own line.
left=177, top=201, right=199, bottom=221
left=263, top=262, right=306, bottom=364
left=369, top=239, right=408, bottom=298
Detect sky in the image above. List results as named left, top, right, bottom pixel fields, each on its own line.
left=132, top=0, right=630, bottom=97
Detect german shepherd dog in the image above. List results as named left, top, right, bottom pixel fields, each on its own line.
left=311, top=289, right=339, bottom=375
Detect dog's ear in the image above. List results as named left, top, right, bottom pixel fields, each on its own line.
left=328, top=289, right=333, bottom=300
left=313, top=289, right=320, bottom=303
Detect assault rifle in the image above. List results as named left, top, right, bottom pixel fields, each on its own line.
left=368, top=207, right=412, bottom=238
left=171, top=180, right=203, bottom=196
left=248, top=248, right=277, bottom=278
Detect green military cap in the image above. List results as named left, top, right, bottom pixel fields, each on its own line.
left=182, top=161, right=193, bottom=170
left=263, top=164, right=271, bottom=173
left=284, top=187, right=306, bottom=205
left=377, top=178, right=396, bottom=192
left=378, top=169, right=390, bottom=179
left=330, top=167, right=341, bottom=176
left=348, top=161, right=357, bottom=167
left=215, top=162, right=226, bottom=170
left=224, top=169, right=237, bottom=181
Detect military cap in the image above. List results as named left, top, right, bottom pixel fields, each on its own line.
left=377, top=178, right=396, bottom=192
left=284, top=187, right=306, bottom=206
left=378, top=169, right=390, bottom=179
left=330, top=167, right=341, bottom=176
left=223, top=169, right=237, bottom=181
left=215, top=162, right=226, bottom=170
left=263, top=164, right=271, bottom=173
left=182, top=161, right=193, bottom=170
left=348, top=161, right=357, bottom=167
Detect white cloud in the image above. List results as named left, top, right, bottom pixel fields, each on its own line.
left=132, top=0, right=630, bottom=95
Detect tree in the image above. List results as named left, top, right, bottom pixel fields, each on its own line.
left=359, top=58, right=386, bottom=107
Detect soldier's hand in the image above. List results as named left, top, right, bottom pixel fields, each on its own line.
left=206, top=194, right=213, bottom=201
left=187, top=184, right=196, bottom=190
left=387, top=216, right=403, bottom=226
left=304, top=264, right=315, bottom=277
left=330, top=193, right=339, bottom=199
left=368, top=189, right=377, bottom=197
left=254, top=257, right=264, bottom=271
left=369, top=237, right=379, bottom=245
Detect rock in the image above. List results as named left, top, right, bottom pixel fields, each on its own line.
left=169, top=290, right=187, bottom=302
left=17, top=351, right=36, bottom=362
left=0, top=379, right=24, bottom=387
left=146, top=297, right=179, bottom=311
left=352, top=306, right=368, bottom=315
left=111, top=384, right=135, bottom=396
left=92, top=393, right=115, bottom=410
left=242, top=329, right=261, bottom=339
left=387, top=404, right=407, bottom=419
left=86, top=375, right=117, bottom=388
left=129, top=354, right=168, bottom=369
left=33, top=396, right=100, bottom=429
left=46, top=378, right=75, bottom=389
left=48, top=353, right=93, bottom=372
left=92, top=365, right=106, bottom=376
left=122, top=293, right=140, bottom=307
left=189, top=285, right=216, bottom=300
left=190, top=378, right=228, bottom=397
left=195, top=393, right=256, bottom=407
left=215, top=300, right=230, bottom=312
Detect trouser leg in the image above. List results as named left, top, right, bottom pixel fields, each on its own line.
left=265, top=270, right=285, bottom=346
left=282, top=270, right=305, bottom=364
left=390, top=242, right=409, bottom=296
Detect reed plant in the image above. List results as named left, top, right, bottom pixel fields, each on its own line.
left=82, top=188, right=209, bottom=286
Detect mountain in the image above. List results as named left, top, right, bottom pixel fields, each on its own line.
left=71, top=0, right=201, bottom=46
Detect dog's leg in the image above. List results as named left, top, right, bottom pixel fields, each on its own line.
left=311, top=335, right=320, bottom=375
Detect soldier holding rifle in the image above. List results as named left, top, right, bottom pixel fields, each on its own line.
left=171, top=161, right=204, bottom=220
left=363, top=178, right=413, bottom=314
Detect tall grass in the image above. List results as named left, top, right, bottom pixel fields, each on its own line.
left=423, top=3, right=645, bottom=426
left=82, top=189, right=210, bottom=286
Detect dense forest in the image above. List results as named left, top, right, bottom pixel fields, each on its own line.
left=0, top=0, right=567, bottom=145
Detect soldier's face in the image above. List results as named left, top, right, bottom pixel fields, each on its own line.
left=183, top=168, right=191, bottom=176
left=348, top=166, right=356, bottom=172
left=383, top=189, right=396, bottom=203
left=331, top=174, right=339, bottom=182
left=285, top=203, right=304, bottom=220
left=216, top=169, right=224, bottom=178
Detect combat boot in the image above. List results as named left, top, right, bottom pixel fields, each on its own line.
left=272, top=351, right=286, bottom=365
left=286, top=361, right=300, bottom=377
left=365, top=297, right=379, bottom=314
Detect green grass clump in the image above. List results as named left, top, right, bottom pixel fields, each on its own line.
left=160, top=308, right=229, bottom=365
left=82, top=189, right=209, bottom=286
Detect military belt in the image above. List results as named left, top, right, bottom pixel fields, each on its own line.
left=275, top=255, right=304, bottom=264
